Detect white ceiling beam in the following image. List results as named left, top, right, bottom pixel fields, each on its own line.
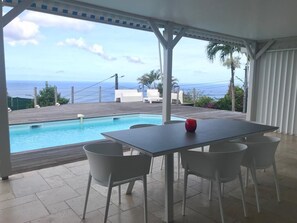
left=172, top=27, right=187, bottom=48
left=2, top=0, right=34, bottom=27
left=149, top=19, right=167, bottom=49
left=256, top=40, right=275, bottom=60
left=244, top=41, right=256, bottom=60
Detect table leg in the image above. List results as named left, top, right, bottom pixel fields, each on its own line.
left=164, top=154, right=174, bottom=222
left=126, top=181, right=135, bottom=195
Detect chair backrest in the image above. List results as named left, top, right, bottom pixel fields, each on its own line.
left=181, top=143, right=247, bottom=182
left=171, top=91, right=183, bottom=104
left=179, top=91, right=184, bottom=104
left=130, top=124, right=156, bottom=129
left=241, top=136, right=280, bottom=169
left=147, top=89, right=160, bottom=97
left=84, top=141, right=151, bottom=186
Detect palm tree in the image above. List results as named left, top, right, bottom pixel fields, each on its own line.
left=156, top=76, right=179, bottom=96
left=137, top=69, right=161, bottom=89
left=206, top=42, right=241, bottom=111
left=137, top=69, right=179, bottom=96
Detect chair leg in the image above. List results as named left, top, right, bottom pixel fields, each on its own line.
left=82, top=173, right=92, bottom=219
left=177, top=153, right=181, bottom=180
left=250, top=166, right=260, bottom=213
left=104, top=177, right=113, bottom=223
left=209, top=180, right=213, bottom=201
left=221, top=183, right=224, bottom=195
left=238, top=172, right=247, bottom=217
left=150, top=158, right=154, bottom=173
left=118, top=185, right=121, bottom=204
left=182, top=169, right=188, bottom=216
left=216, top=180, right=225, bottom=223
left=143, top=175, right=148, bottom=223
left=160, top=156, right=164, bottom=170
left=272, top=162, right=281, bottom=202
left=245, top=167, right=249, bottom=188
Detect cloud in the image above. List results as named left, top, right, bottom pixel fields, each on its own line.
left=23, top=11, right=94, bottom=31
left=124, top=56, right=144, bottom=64
left=57, top=38, right=86, bottom=48
left=57, top=38, right=116, bottom=61
left=3, top=10, right=94, bottom=46
left=4, top=17, right=39, bottom=46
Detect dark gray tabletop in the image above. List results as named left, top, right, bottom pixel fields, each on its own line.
left=102, top=119, right=278, bottom=157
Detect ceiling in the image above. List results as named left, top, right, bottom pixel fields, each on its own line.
left=4, top=0, right=297, bottom=43
left=77, top=0, right=297, bottom=41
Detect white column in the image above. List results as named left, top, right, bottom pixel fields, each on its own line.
left=246, top=58, right=258, bottom=121
left=162, top=25, right=174, bottom=123
left=162, top=25, right=174, bottom=223
left=149, top=20, right=185, bottom=222
left=0, top=1, right=31, bottom=178
left=0, top=3, right=11, bottom=179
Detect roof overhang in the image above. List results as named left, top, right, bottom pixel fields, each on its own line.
left=3, top=0, right=258, bottom=47
left=5, top=0, right=297, bottom=46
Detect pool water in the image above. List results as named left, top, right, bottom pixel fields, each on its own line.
left=10, top=114, right=184, bottom=153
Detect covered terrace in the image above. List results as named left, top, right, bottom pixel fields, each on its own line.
left=0, top=0, right=297, bottom=222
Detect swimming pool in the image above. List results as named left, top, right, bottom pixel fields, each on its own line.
left=10, top=114, right=184, bottom=153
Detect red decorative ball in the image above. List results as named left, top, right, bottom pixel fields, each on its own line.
left=185, top=119, right=197, bottom=132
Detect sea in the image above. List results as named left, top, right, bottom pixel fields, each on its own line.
left=6, top=80, right=233, bottom=103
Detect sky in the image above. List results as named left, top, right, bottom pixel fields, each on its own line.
left=3, top=7, right=247, bottom=85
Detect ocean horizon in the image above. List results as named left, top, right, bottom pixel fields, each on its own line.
left=6, top=80, right=236, bottom=103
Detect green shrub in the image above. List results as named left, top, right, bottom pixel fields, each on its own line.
left=215, top=95, right=232, bottom=110
left=37, top=82, right=69, bottom=107
left=215, top=86, right=244, bottom=112
left=234, top=86, right=244, bottom=111
left=195, top=96, right=214, bottom=107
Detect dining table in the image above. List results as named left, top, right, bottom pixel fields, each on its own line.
left=102, top=118, right=278, bottom=223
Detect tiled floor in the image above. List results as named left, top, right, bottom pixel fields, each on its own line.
left=1, top=132, right=297, bottom=223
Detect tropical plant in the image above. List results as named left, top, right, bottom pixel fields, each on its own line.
left=137, top=69, right=179, bottom=96
left=215, top=86, right=244, bottom=111
left=137, top=69, right=161, bottom=89
left=37, top=82, right=69, bottom=107
left=206, top=42, right=241, bottom=111
left=156, top=77, right=179, bottom=96
left=195, top=96, right=215, bottom=108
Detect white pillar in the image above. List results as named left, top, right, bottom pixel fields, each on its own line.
left=149, top=21, right=185, bottom=223
left=246, top=58, right=258, bottom=121
left=0, top=4, right=12, bottom=179
left=0, top=0, right=32, bottom=178
left=162, top=25, right=174, bottom=123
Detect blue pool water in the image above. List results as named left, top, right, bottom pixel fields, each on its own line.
left=10, top=114, right=184, bottom=153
